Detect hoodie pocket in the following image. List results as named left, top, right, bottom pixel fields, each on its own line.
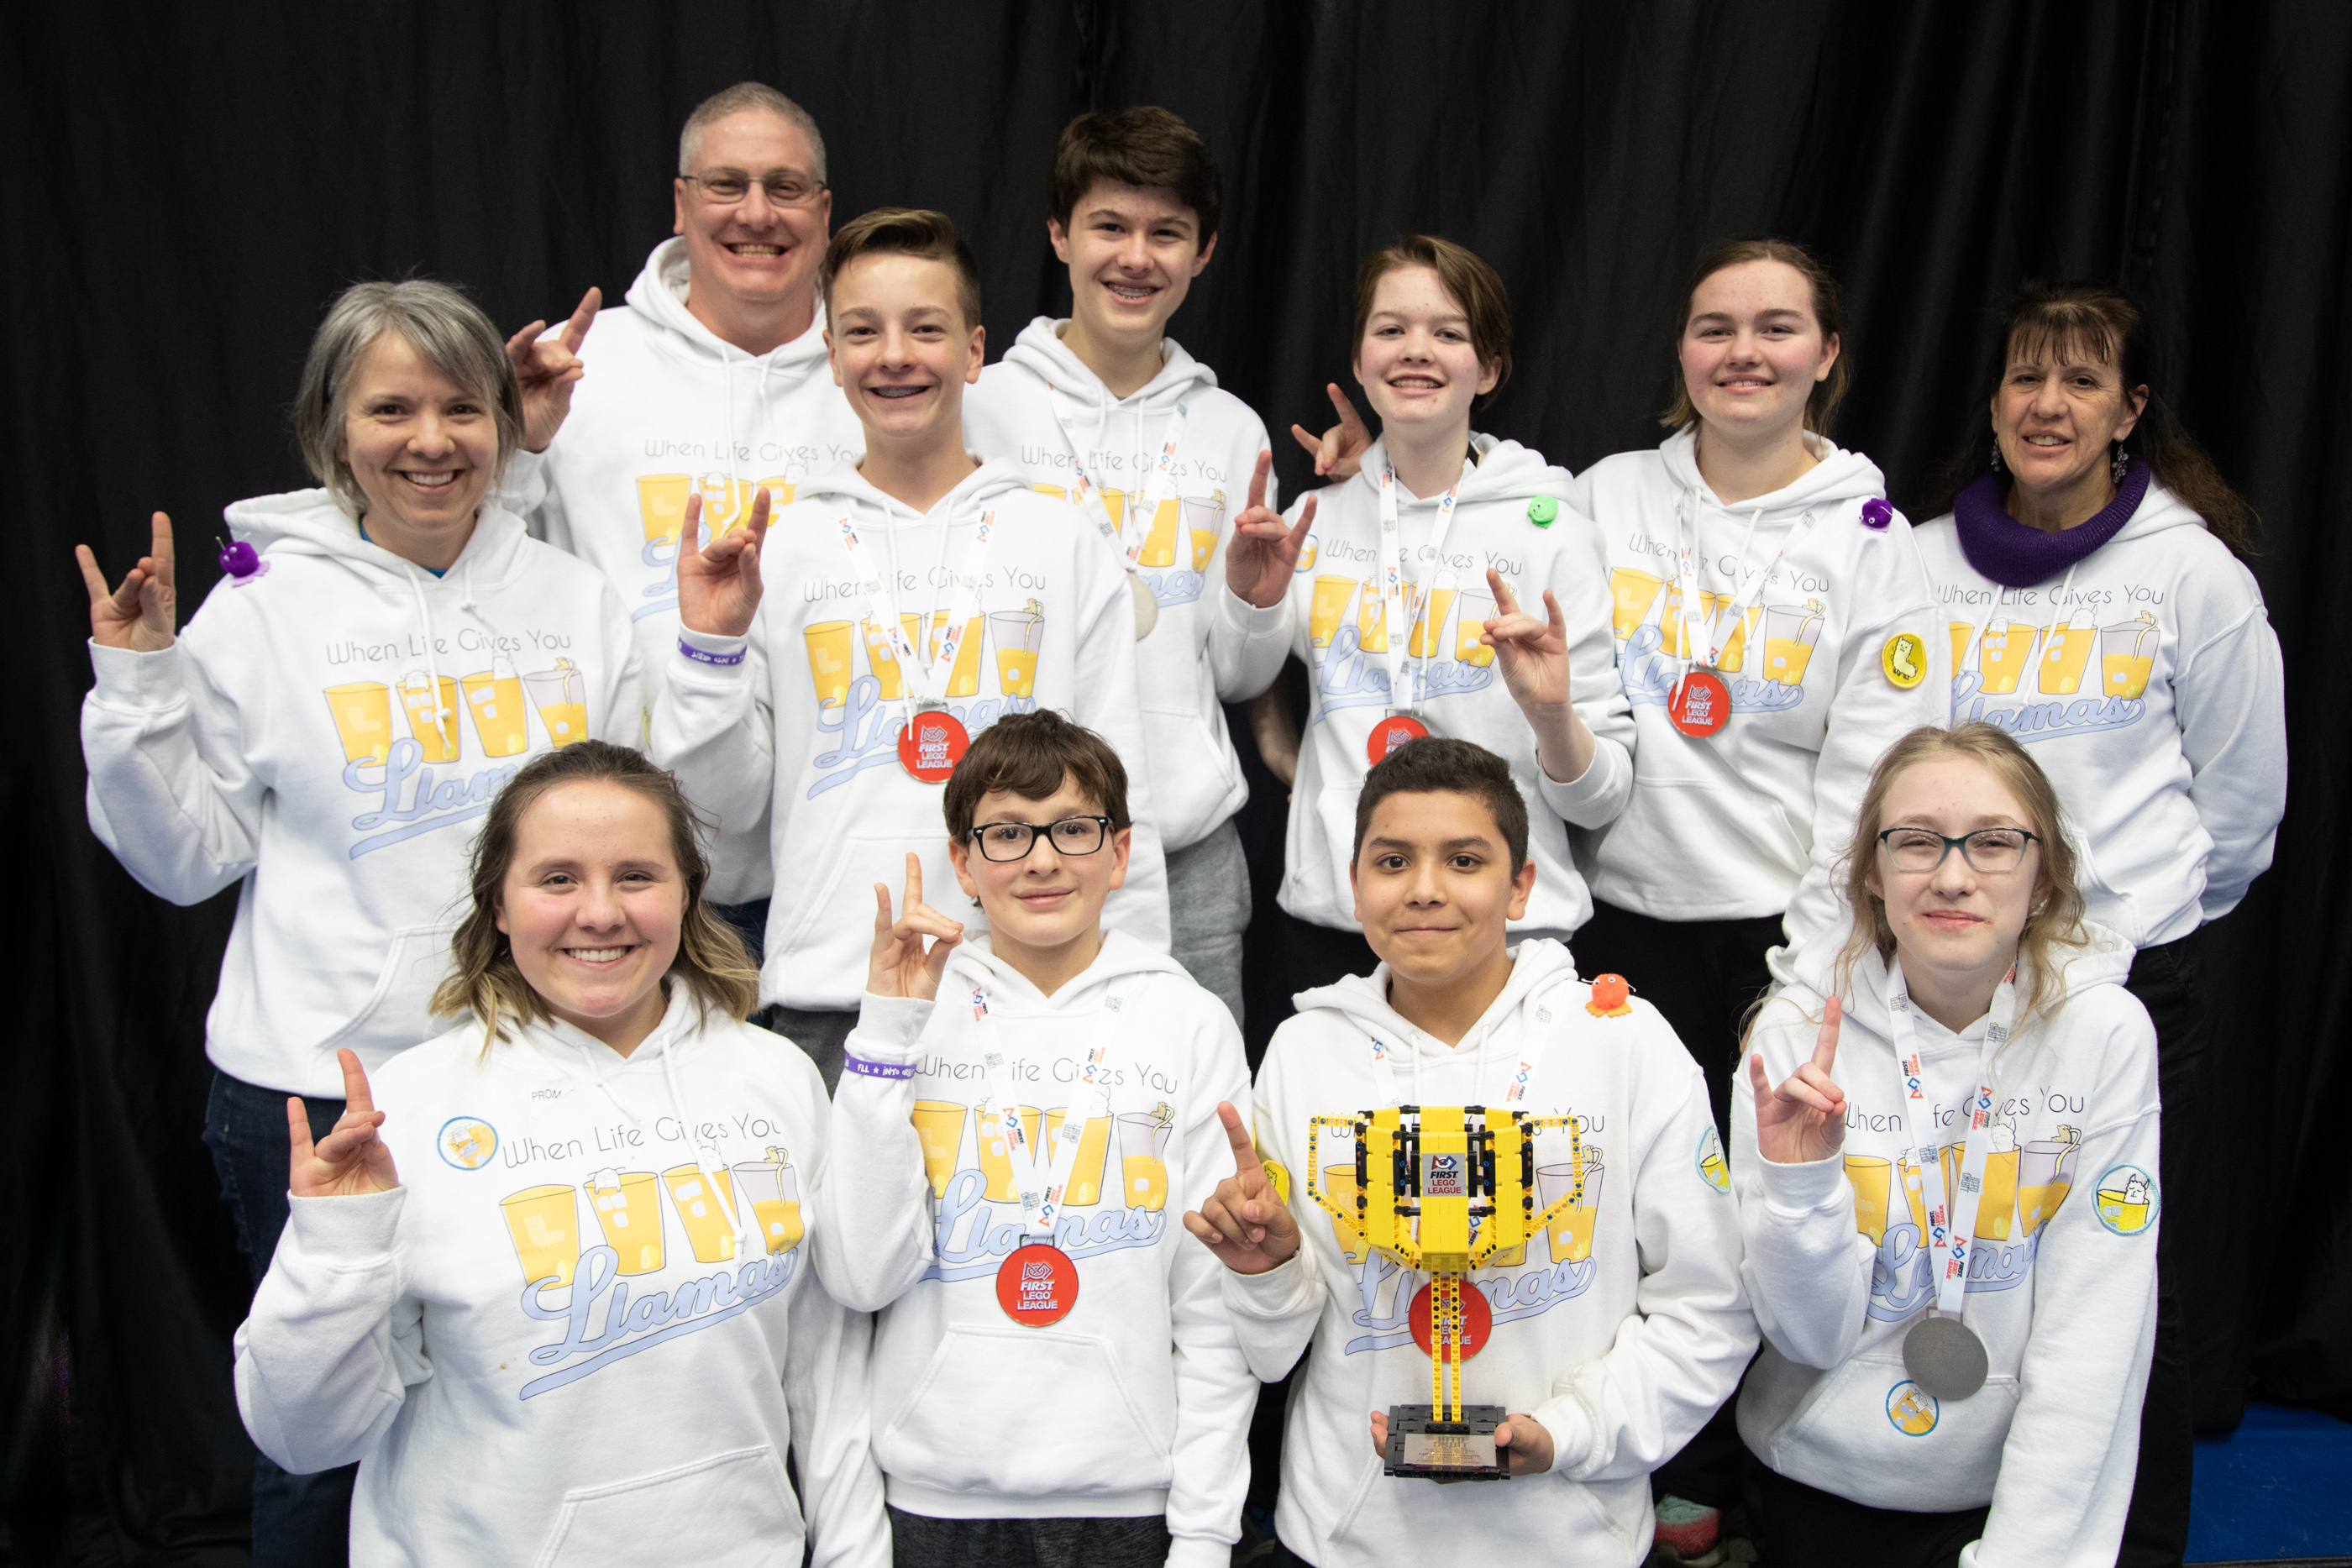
left=318, top=923, right=458, bottom=1057
left=533, top=1445, right=801, bottom=1568
left=2069, top=832, right=2144, bottom=946
left=769, top=831, right=928, bottom=970
left=1140, top=700, right=1245, bottom=847
left=1769, top=1351, right=2021, bottom=1503
left=877, top=1325, right=1168, bottom=1497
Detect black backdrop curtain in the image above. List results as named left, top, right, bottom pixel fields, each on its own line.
left=5, top=1, right=2346, bottom=1559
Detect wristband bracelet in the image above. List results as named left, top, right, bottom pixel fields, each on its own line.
left=677, top=638, right=747, bottom=668
left=843, top=1054, right=917, bottom=1080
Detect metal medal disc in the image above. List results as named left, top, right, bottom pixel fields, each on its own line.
left=1903, top=1314, right=1988, bottom=1400
left=1365, top=711, right=1431, bottom=766
left=1128, top=573, right=1158, bottom=638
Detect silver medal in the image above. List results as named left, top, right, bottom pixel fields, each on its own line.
left=1903, top=1314, right=1989, bottom=1400
left=1128, top=573, right=1158, bottom=639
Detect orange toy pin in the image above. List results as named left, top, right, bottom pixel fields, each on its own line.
left=1586, top=973, right=1633, bottom=1018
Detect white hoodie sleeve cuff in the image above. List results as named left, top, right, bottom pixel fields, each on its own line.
left=1220, top=1247, right=1320, bottom=1319
left=848, top=994, right=933, bottom=1061
left=1530, top=1389, right=1600, bottom=1477
left=1166, top=1535, right=1235, bottom=1568
left=1755, top=1150, right=1850, bottom=1215
left=285, top=1187, right=408, bottom=1261
left=1216, top=584, right=1289, bottom=638
left=500, top=445, right=552, bottom=511
left=87, top=640, right=190, bottom=711
left=675, top=626, right=750, bottom=668
left=1536, top=733, right=1630, bottom=826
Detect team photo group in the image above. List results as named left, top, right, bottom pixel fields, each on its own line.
left=73, top=79, right=2284, bottom=1568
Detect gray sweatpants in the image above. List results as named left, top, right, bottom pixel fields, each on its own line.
left=1165, top=816, right=1251, bottom=1029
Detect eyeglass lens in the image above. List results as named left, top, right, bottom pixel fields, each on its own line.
left=690, top=170, right=822, bottom=206
left=1882, top=828, right=2030, bottom=873
left=974, top=818, right=1108, bottom=862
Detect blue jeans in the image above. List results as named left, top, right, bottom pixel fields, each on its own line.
left=202, top=1069, right=358, bottom=1566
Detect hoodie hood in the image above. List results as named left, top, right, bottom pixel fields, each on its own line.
left=998, top=317, right=1220, bottom=498
left=225, top=486, right=533, bottom=592
left=1657, top=424, right=1887, bottom=517
left=1289, top=938, right=1582, bottom=1100
left=1342, top=433, right=1574, bottom=511
left=624, top=236, right=832, bottom=377
left=795, top=454, right=1034, bottom=519
left=1780, top=905, right=2138, bottom=1040
left=936, top=927, right=1191, bottom=1016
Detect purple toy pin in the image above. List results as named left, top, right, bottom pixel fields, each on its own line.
left=218, top=537, right=266, bottom=584
left=1861, top=498, right=1893, bottom=531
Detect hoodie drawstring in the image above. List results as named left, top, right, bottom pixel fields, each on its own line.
left=657, top=1017, right=759, bottom=1262
left=402, top=566, right=454, bottom=737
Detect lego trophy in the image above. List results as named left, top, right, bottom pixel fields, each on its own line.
left=1305, top=1105, right=1588, bottom=1481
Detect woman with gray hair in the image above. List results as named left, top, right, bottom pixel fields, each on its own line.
left=72, top=277, right=640, bottom=1562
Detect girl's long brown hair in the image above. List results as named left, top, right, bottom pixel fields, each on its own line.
left=430, top=741, right=760, bottom=1049
left=1832, top=723, right=2091, bottom=1025
left=1661, top=235, right=1851, bottom=438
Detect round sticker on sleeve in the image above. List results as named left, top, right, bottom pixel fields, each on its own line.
left=438, top=1117, right=498, bottom=1170
left=996, top=1243, right=1079, bottom=1326
left=1882, top=632, right=1928, bottom=689
left=1695, top=1126, right=1731, bottom=1193
left=1886, top=1380, right=1940, bottom=1435
left=2093, top=1164, right=2160, bottom=1236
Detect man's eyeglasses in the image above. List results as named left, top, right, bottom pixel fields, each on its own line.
left=1877, top=826, right=2040, bottom=874
left=966, top=817, right=1116, bottom=863
left=681, top=170, right=828, bottom=208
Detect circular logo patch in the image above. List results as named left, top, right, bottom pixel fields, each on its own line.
left=1668, top=670, right=1731, bottom=737
left=2093, top=1164, right=2159, bottom=1236
left=1882, top=632, right=1928, bottom=689
left=1410, top=1280, right=1494, bottom=1360
left=438, top=1117, right=497, bottom=1170
left=1886, top=1379, right=1940, bottom=1435
left=898, top=710, right=970, bottom=783
left=1696, top=1126, right=1731, bottom=1193
left=996, top=1243, right=1079, bottom=1327
left=1366, top=712, right=1431, bottom=766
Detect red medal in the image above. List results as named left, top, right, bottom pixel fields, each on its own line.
left=1366, top=711, right=1431, bottom=766
left=1667, top=671, right=1731, bottom=738
left=898, top=709, right=970, bottom=783
left=1409, top=1278, right=1494, bottom=1360
left=995, top=1242, right=1079, bottom=1327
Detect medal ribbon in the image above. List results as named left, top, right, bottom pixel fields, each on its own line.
left=1050, top=392, right=1192, bottom=579
left=1374, top=454, right=1469, bottom=715
left=971, top=983, right=1121, bottom=1238
left=1668, top=494, right=1818, bottom=705
left=1885, top=957, right=2019, bottom=1319
left=835, top=507, right=999, bottom=734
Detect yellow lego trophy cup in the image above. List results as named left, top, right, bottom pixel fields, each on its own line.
left=1307, top=1104, right=1587, bottom=1480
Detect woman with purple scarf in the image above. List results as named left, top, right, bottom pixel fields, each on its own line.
left=1912, top=280, right=2284, bottom=1568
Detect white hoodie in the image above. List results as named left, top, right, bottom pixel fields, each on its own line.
left=1279, top=438, right=1635, bottom=938
left=1734, top=918, right=2159, bottom=1567
left=650, top=461, right=1170, bottom=1012
left=1567, top=431, right=1947, bottom=963
left=1227, top=941, right=1756, bottom=1566
left=81, top=492, right=644, bottom=1097
left=232, top=984, right=886, bottom=1567
left=812, top=931, right=1253, bottom=1564
left=1914, top=485, right=2286, bottom=947
left=963, top=319, right=1290, bottom=852
left=503, top=238, right=869, bottom=901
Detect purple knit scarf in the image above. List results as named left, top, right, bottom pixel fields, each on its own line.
left=1952, top=458, right=2150, bottom=588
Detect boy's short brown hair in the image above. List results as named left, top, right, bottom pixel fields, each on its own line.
left=1047, top=107, right=1221, bottom=241
left=1351, top=234, right=1514, bottom=410
left=821, top=207, right=984, bottom=332
left=1352, top=737, right=1529, bottom=871
left=943, top=711, right=1131, bottom=841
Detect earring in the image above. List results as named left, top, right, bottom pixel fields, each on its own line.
left=2111, top=444, right=2129, bottom=484
left=1990, top=443, right=2004, bottom=475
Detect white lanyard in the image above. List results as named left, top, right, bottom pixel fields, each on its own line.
left=835, top=508, right=997, bottom=728
left=1375, top=457, right=1468, bottom=713
left=1051, top=392, right=1191, bottom=575
left=1885, top=957, right=2018, bottom=1317
left=971, top=984, right=1119, bottom=1238
left=1957, top=561, right=2086, bottom=695
left=1672, top=493, right=1816, bottom=674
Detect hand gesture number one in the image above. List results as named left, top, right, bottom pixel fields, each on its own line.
left=1181, top=1102, right=1300, bottom=1274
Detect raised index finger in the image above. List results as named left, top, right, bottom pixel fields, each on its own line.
left=902, top=851, right=923, bottom=913
left=1486, top=567, right=1520, bottom=618
left=150, top=511, right=175, bottom=576
left=560, top=286, right=602, bottom=352
left=1812, top=995, right=1842, bottom=1075
left=1246, top=449, right=1270, bottom=514
left=1216, top=1101, right=1264, bottom=1178
left=338, top=1047, right=377, bottom=1119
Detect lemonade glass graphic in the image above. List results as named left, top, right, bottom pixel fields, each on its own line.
left=699, top=473, right=753, bottom=538
left=942, top=616, right=987, bottom=698
left=1713, top=598, right=1761, bottom=672
left=1452, top=590, right=1497, bottom=667
left=1941, top=1141, right=2021, bottom=1242
left=1845, top=1155, right=1894, bottom=1244
left=1310, top=576, right=1359, bottom=650
left=2101, top=611, right=2159, bottom=698
left=1323, top=1163, right=1370, bottom=1262
left=1761, top=602, right=1824, bottom=685
left=2038, top=616, right=2098, bottom=695
left=636, top=475, right=692, bottom=544
left=461, top=653, right=530, bottom=758
left=2096, top=1172, right=2153, bottom=1232
left=584, top=1169, right=665, bottom=1275
left=991, top=603, right=1046, bottom=697
left=1189, top=529, right=1218, bottom=572
left=1948, top=623, right=1975, bottom=681
left=755, top=475, right=797, bottom=516
left=662, top=1163, right=740, bottom=1264
left=323, top=681, right=394, bottom=765
left=1657, top=579, right=1698, bottom=658
left=2017, top=1138, right=2081, bottom=1237
left=803, top=620, right=856, bottom=708
left=911, top=1101, right=967, bottom=1198
left=1537, top=1158, right=1604, bottom=1263
left=1609, top=568, right=1666, bottom=641
left=864, top=616, right=908, bottom=701
left=1041, top=1108, right=1112, bottom=1207
left=732, top=1156, right=803, bottom=1255
left=501, top=1184, right=583, bottom=1287
left=1182, top=494, right=1223, bottom=572
left=1976, top=619, right=2037, bottom=694
left=1901, top=1152, right=1930, bottom=1236
left=397, top=672, right=462, bottom=762
left=522, top=659, right=589, bottom=747
left=1890, top=1383, right=1939, bottom=1435
left=1138, top=498, right=1184, bottom=567
left=1032, top=482, right=1068, bottom=503
left=1357, top=585, right=1389, bottom=653
left=978, top=1107, right=1045, bottom=1203
left=1409, top=585, right=1456, bottom=658
left=1100, top=489, right=1128, bottom=529
left=1118, top=1112, right=1173, bottom=1211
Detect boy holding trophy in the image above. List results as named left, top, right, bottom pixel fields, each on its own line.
left=813, top=711, right=1255, bottom=1566
left=1185, top=733, right=1754, bottom=1565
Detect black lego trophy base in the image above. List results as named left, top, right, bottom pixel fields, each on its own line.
left=1381, top=1404, right=1511, bottom=1480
